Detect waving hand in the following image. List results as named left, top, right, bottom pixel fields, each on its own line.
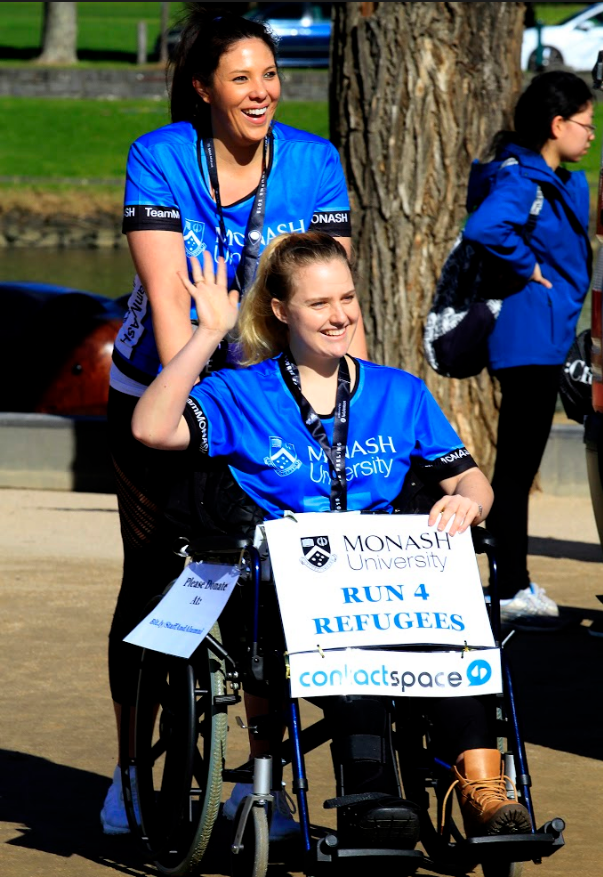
left=178, top=252, right=240, bottom=338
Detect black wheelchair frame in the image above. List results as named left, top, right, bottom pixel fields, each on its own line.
left=120, top=526, right=565, bottom=877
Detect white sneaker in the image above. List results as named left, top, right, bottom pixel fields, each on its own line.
left=223, top=782, right=300, bottom=841
left=500, top=583, right=560, bottom=631
left=100, top=765, right=140, bottom=835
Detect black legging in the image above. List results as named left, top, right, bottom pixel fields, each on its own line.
left=107, top=387, right=188, bottom=704
left=486, top=365, right=562, bottom=599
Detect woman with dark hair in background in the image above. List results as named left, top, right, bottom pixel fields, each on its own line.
left=101, top=4, right=366, bottom=836
left=463, top=71, right=594, bottom=629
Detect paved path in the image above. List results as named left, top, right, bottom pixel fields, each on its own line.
left=0, top=488, right=601, bottom=877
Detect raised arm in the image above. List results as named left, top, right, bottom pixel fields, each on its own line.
left=428, top=466, right=493, bottom=536
left=131, top=253, right=239, bottom=451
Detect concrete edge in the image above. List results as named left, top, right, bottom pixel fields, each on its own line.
left=0, top=413, right=594, bottom=498
left=0, top=412, right=114, bottom=493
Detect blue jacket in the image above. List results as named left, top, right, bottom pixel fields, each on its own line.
left=463, top=142, right=591, bottom=370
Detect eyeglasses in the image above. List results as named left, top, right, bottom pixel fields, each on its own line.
left=566, top=118, right=596, bottom=136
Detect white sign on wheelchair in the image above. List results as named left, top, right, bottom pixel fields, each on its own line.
left=123, top=562, right=240, bottom=658
left=288, top=647, right=502, bottom=698
left=264, top=513, right=495, bottom=654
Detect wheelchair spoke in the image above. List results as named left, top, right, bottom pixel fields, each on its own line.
left=150, top=736, right=168, bottom=761
left=133, top=628, right=227, bottom=874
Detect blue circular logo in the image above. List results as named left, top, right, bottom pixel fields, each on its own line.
left=466, top=659, right=492, bottom=686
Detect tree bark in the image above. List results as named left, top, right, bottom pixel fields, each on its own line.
left=36, top=2, right=78, bottom=65
left=330, top=2, right=525, bottom=474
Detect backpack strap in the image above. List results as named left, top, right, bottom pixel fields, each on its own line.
left=499, top=156, right=543, bottom=236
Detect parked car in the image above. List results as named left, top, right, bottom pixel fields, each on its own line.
left=247, top=2, right=332, bottom=67
left=155, top=2, right=333, bottom=67
left=521, top=3, right=603, bottom=71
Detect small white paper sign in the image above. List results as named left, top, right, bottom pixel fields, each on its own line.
left=289, top=648, right=502, bottom=698
left=264, top=513, right=494, bottom=654
left=123, top=562, right=240, bottom=658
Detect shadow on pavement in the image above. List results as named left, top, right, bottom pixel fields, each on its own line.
left=0, top=750, right=155, bottom=873
left=506, top=608, right=603, bottom=761
left=528, top=535, right=602, bottom=563
left=0, top=749, right=300, bottom=876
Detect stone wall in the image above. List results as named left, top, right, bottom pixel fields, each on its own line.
left=0, top=65, right=329, bottom=101
left=0, top=207, right=125, bottom=249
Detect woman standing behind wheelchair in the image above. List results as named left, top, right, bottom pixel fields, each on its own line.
left=462, top=71, right=594, bottom=630
left=132, top=230, right=531, bottom=848
left=102, top=5, right=368, bottom=835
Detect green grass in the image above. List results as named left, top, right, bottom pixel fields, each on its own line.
left=0, top=98, right=170, bottom=178
left=0, top=98, right=329, bottom=181
left=0, top=2, right=593, bottom=64
left=0, top=2, right=187, bottom=61
left=532, top=4, right=591, bottom=26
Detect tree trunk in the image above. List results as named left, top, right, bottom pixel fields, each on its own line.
left=330, top=2, right=525, bottom=474
left=36, top=2, right=78, bottom=65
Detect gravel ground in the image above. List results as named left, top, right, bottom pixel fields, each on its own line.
left=0, top=488, right=601, bottom=877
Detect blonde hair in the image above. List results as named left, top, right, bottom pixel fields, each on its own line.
left=237, top=231, right=351, bottom=366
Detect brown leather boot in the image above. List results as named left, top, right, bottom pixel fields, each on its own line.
left=447, top=749, right=531, bottom=837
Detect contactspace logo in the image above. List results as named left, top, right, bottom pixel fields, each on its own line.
left=289, top=648, right=502, bottom=698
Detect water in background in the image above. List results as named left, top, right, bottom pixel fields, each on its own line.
left=0, top=244, right=593, bottom=331
left=0, top=248, right=134, bottom=299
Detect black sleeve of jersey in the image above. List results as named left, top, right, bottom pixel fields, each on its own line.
left=183, top=396, right=211, bottom=455
left=413, top=447, right=477, bottom=484
left=122, top=204, right=183, bottom=234
left=309, top=209, right=352, bottom=237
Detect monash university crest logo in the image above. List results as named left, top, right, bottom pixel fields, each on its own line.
left=183, top=219, right=206, bottom=258
left=264, top=436, right=302, bottom=477
left=300, top=536, right=336, bottom=572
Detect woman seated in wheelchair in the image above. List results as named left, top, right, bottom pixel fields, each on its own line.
left=132, top=231, right=530, bottom=849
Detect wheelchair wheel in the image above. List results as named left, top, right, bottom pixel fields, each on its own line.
left=135, top=624, right=227, bottom=876
left=231, top=805, right=269, bottom=877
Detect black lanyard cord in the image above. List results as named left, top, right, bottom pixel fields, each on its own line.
left=201, top=132, right=271, bottom=295
left=279, top=350, right=351, bottom=512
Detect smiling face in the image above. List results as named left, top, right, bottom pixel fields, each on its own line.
left=193, top=38, right=280, bottom=149
left=543, top=101, right=595, bottom=168
left=271, top=258, right=360, bottom=367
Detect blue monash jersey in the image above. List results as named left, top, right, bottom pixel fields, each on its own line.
left=113, top=121, right=351, bottom=385
left=183, top=358, right=476, bottom=520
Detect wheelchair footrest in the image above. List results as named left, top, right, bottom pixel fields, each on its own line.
left=315, top=835, right=425, bottom=865
left=463, top=822, right=565, bottom=864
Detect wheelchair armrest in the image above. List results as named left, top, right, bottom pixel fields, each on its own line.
left=471, top=526, right=497, bottom=555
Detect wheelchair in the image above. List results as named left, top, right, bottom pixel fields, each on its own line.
left=119, top=518, right=566, bottom=877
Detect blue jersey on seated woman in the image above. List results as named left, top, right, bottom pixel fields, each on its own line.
left=183, top=355, right=475, bottom=519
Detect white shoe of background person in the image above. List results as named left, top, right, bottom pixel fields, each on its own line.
left=500, top=583, right=561, bottom=631
left=223, top=782, right=300, bottom=841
